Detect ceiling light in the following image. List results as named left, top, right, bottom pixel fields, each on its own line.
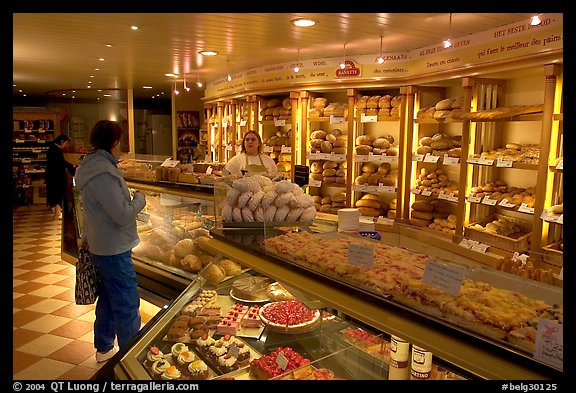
left=174, top=81, right=179, bottom=95
left=131, top=26, right=138, bottom=30
left=198, top=50, right=218, bottom=56
left=196, top=68, right=203, bottom=88
left=165, top=73, right=178, bottom=77
left=293, top=49, right=301, bottom=73
left=184, top=75, right=190, bottom=92
left=376, top=35, right=385, bottom=64
left=340, top=43, right=347, bottom=69
left=531, top=14, right=542, bottom=26
left=291, top=18, right=318, bottom=27
left=99, top=58, right=105, bottom=61
left=106, top=44, right=113, bottom=48
left=443, top=13, right=453, bottom=48
left=143, top=86, right=152, bottom=89
left=227, top=59, right=232, bottom=81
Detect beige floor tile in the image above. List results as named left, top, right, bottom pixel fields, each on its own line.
left=29, top=285, right=70, bottom=298
left=25, top=298, right=70, bottom=313
left=13, top=267, right=28, bottom=276
left=77, top=331, right=94, bottom=343
left=13, top=278, right=26, bottom=287
left=37, top=255, right=65, bottom=264
left=14, top=292, right=24, bottom=299
left=35, top=263, right=70, bottom=274
left=13, top=258, right=33, bottom=267
left=21, top=314, right=72, bottom=333
left=13, top=237, right=37, bottom=244
left=79, top=355, right=107, bottom=370
left=77, top=308, right=96, bottom=323
left=31, top=273, right=69, bottom=285
left=17, top=334, right=74, bottom=357
left=13, top=357, right=75, bottom=380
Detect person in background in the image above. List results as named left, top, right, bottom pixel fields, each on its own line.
left=45, top=134, right=75, bottom=219
left=224, top=130, right=278, bottom=176
left=74, top=120, right=146, bottom=363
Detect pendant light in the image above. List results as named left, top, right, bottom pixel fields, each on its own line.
left=227, top=59, right=232, bottom=82
left=196, top=68, right=203, bottom=88
left=293, top=49, right=301, bottom=73
left=183, top=74, right=190, bottom=92
left=376, top=35, right=385, bottom=64
left=443, top=13, right=453, bottom=49
left=340, top=43, right=347, bottom=69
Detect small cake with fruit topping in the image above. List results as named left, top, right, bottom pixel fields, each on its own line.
left=216, top=317, right=240, bottom=336
left=195, top=332, right=215, bottom=351
left=150, top=359, right=170, bottom=380
left=188, top=359, right=209, bottom=380
left=199, top=303, right=221, bottom=317
left=249, top=347, right=311, bottom=380
left=144, top=346, right=164, bottom=368
left=176, top=350, right=196, bottom=376
left=161, top=365, right=182, bottom=380
left=208, top=341, right=228, bottom=362
left=171, top=342, right=189, bottom=358
left=241, top=306, right=262, bottom=328
left=217, top=334, right=237, bottom=349
left=217, top=353, right=239, bottom=374
left=231, top=341, right=251, bottom=364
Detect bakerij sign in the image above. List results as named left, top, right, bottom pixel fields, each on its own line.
left=205, top=13, right=562, bottom=99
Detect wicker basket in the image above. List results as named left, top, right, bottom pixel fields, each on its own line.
left=464, top=214, right=531, bottom=252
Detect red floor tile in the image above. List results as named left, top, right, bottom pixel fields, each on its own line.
left=13, top=309, right=46, bottom=328
left=51, top=303, right=93, bottom=319
left=50, top=319, right=94, bottom=339
left=48, top=340, right=95, bottom=365
left=57, top=365, right=97, bottom=380
left=13, top=351, right=44, bottom=375
left=13, top=328, right=44, bottom=347
left=12, top=294, right=47, bottom=310
left=13, top=281, right=46, bottom=294
left=52, top=289, right=76, bottom=302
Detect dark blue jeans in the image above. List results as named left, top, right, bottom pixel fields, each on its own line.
left=90, top=250, right=141, bottom=352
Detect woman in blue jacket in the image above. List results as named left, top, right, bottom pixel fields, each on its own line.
left=74, top=120, right=146, bottom=363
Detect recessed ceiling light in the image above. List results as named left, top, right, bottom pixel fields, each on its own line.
left=103, top=94, right=112, bottom=97
left=106, top=44, right=113, bottom=48
left=143, top=86, right=153, bottom=89
left=94, top=68, right=100, bottom=71
left=131, top=25, right=139, bottom=30
left=99, top=58, right=105, bottom=62
left=198, top=50, right=218, bottom=56
left=291, top=18, right=318, bottom=27
left=165, top=73, right=178, bottom=77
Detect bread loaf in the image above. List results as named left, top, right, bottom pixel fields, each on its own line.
left=435, top=98, right=456, bottom=110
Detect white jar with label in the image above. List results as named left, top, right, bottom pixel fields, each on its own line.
left=410, top=345, right=433, bottom=380
left=388, top=335, right=410, bottom=380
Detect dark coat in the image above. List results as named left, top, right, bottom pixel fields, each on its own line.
left=45, top=143, right=75, bottom=207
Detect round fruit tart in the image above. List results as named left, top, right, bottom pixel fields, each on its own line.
left=259, top=300, right=320, bottom=332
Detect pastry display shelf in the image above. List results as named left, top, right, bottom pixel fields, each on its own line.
left=199, top=230, right=561, bottom=380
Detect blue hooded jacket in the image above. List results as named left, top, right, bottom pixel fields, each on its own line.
left=74, top=149, right=146, bottom=256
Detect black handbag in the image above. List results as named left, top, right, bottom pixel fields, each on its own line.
left=75, top=248, right=100, bottom=305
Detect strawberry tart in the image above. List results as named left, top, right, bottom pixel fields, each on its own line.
left=249, top=347, right=311, bottom=380
left=259, top=300, right=320, bottom=332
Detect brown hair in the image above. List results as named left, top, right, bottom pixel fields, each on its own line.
left=241, top=130, right=262, bottom=154
left=89, top=120, right=123, bottom=153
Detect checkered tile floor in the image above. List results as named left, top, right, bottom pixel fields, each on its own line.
left=13, top=206, right=159, bottom=380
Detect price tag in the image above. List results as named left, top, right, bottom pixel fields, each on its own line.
left=306, top=152, right=317, bottom=160
left=352, top=184, right=365, bottom=192
left=421, top=260, right=468, bottom=297
left=481, top=196, right=497, bottom=206
left=308, top=180, right=322, bottom=188
left=377, top=185, right=395, bottom=193
left=498, top=198, right=516, bottom=208
left=448, top=194, right=459, bottom=202
left=478, top=156, right=494, bottom=165
left=382, top=156, right=397, bottom=163
left=512, top=252, right=529, bottom=265
left=274, top=119, right=286, bottom=127
left=276, top=351, right=288, bottom=370
left=424, top=153, right=440, bottom=163
left=534, top=320, right=563, bottom=370
left=205, top=166, right=213, bottom=175
left=466, top=156, right=479, bottom=164
left=263, top=145, right=273, bottom=153
left=459, top=239, right=473, bottom=249
left=280, top=145, right=291, bottom=154
left=496, top=158, right=513, bottom=167
left=518, top=203, right=534, bottom=214
left=228, top=345, right=240, bottom=358
left=471, top=242, right=489, bottom=253
left=360, top=114, right=377, bottom=123
left=161, top=158, right=180, bottom=167
left=467, top=195, right=481, bottom=203
left=225, top=145, right=233, bottom=151
left=412, top=153, right=424, bottom=162
left=240, top=119, right=247, bottom=126
left=330, top=116, right=345, bottom=124
left=331, top=153, right=347, bottom=162
left=437, top=191, right=449, bottom=200
left=555, top=160, right=563, bottom=170
left=376, top=216, right=394, bottom=225
left=355, top=154, right=370, bottom=163
left=347, top=243, right=374, bottom=268
left=443, top=155, right=460, bottom=165
left=421, top=190, right=432, bottom=196
left=411, top=188, right=421, bottom=194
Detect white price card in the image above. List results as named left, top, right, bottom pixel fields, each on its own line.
left=263, top=145, right=274, bottom=153
left=225, top=144, right=233, bottom=151
left=331, top=153, right=347, bottom=162
left=421, top=260, right=468, bottom=297
left=205, top=166, right=213, bottom=175
left=360, top=114, right=377, bottom=123
left=477, top=156, right=494, bottom=165
left=448, top=194, right=459, bottom=202
left=352, top=184, right=365, bottom=192
left=459, top=239, right=473, bottom=249
left=412, top=153, right=424, bottom=162
left=355, top=154, right=370, bottom=163
left=498, top=198, right=516, bottom=208
left=467, top=195, right=481, bottom=203
left=330, top=116, right=345, bottom=124
left=161, top=158, right=180, bottom=167
left=348, top=243, right=374, bottom=268
left=276, top=351, right=288, bottom=370
left=470, top=242, right=489, bottom=253
left=496, top=158, right=513, bottom=167
left=518, top=203, right=535, bottom=214
left=240, top=119, right=247, bottom=126
left=424, top=153, right=440, bottom=163
left=280, top=145, right=291, bottom=154
left=534, top=319, right=563, bottom=370
left=481, top=196, right=497, bottom=206
left=443, top=155, right=460, bottom=165
left=421, top=190, right=432, bottom=196
left=377, top=216, right=394, bottom=225
left=437, top=191, right=449, bottom=200
left=512, top=252, right=529, bottom=265
left=274, top=119, right=286, bottom=127
left=411, top=188, right=421, bottom=195
left=377, top=185, right=395, bottom=193
left=308, top=180, right=322, bottom=188
left=466, top=156, right=479, bottom=164
left=555, top=160, right=563, bottom=170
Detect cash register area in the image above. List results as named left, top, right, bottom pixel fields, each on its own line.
left=12, top=205, right=161, bottom=380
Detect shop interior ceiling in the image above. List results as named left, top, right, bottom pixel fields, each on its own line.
left=13, top=13, right=542, bottom=100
